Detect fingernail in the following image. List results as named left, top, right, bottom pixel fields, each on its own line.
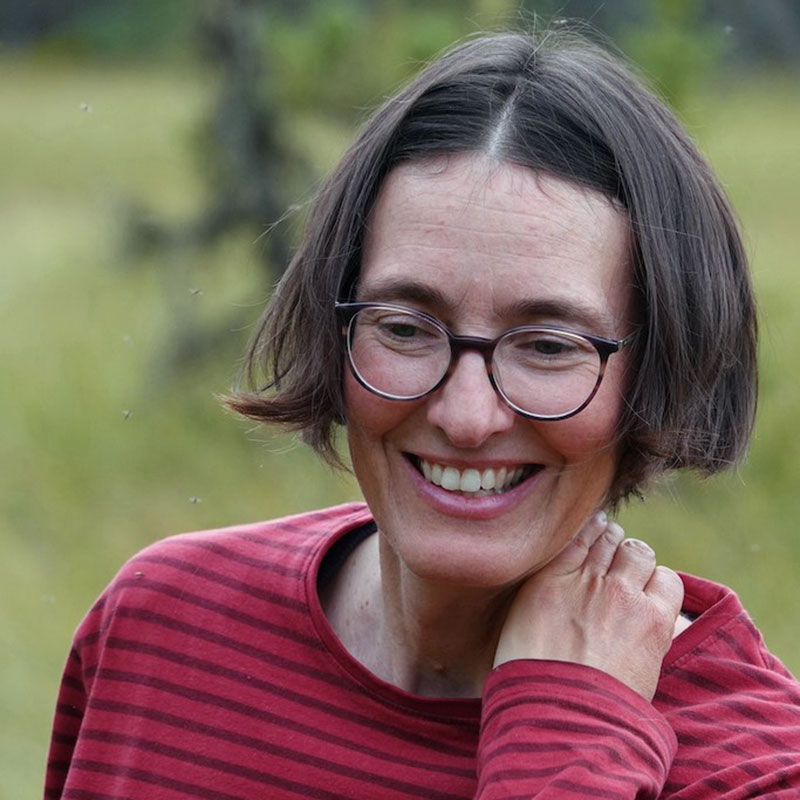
left=594, top=510, right=607, bottom=526
left=624, top=538, right=654, bottom=554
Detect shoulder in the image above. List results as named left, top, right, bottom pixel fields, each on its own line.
left=669, top=572, right=794, bottom=678
left=119, top=501, right=372, bottom=581
left=665, top=572, right=800, bottom=707
left=74, top=502, right=372, bottom=650
left=657, top=574, right=800, bottom=789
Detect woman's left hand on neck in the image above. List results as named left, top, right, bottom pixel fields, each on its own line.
left=493, top=512, right=684, bottom=702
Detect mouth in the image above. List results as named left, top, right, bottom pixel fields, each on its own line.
left=409, top=456, right=542, bottom=498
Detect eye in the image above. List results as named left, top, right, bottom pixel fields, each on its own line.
left=532, top=337, right=571, bottom=356
left=521, top=332, right=579, bottom=357
left=362, top=310, right=444, bottom=353
left=378, top=319, right=423, bottom=339
left=503, top=329, right=594, bottom=369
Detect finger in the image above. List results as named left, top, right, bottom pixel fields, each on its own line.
left=606, top=537, right=657, bottom=587
left=545, top=511, right=609, bottom=574
left=645, top=565, right=684, bottom=615
left=568, top=510, right=610, bottom=552
left=583, top=521, right=625, bottom=575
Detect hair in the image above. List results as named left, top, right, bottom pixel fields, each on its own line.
left=227, top=28, right=758, bottom=506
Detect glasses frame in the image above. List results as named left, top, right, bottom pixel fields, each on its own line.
left=335, top=301, right=637, bottom=421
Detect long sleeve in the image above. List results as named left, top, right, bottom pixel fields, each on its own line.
left=477, top=660, right=676, bottom=799
left=44, top=646, right=88, bottom=799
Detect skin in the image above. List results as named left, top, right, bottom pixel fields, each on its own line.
left=323, top=154, right=684, bottom=701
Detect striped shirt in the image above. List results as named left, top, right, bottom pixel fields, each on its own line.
left=45, top=502, right=800, bottom=798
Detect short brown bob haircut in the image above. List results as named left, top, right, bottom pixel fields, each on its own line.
left=228, top=29, right=757, bottom=505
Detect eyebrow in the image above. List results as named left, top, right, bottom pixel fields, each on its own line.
left=356, top=277, right=615, bottom=333
left=356, top=278, right=449, bottom=308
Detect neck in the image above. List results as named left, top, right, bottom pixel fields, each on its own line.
left=379, top=541, right=513, bottom=696
left=321, top=529, right=513, bottom=698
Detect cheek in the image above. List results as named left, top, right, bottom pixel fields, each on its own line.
left=537, top=369, right=625, bottom=466
left=344, top=373, right=418, bottom=454
left=344, top=376, right=426, bottom=514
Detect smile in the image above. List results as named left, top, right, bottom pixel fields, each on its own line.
left=412, top=457, right=540, bottom=497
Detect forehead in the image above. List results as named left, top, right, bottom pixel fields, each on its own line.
left=358, top=155, right=633, bottom=334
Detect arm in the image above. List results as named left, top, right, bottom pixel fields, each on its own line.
left=44, top=645, right=88, bottom=799
left=476, top=513, right=682, bottom=798
left=477, top=660, right=677, bottom=799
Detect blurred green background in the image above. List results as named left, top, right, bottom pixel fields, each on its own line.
left=2, top=1, right=800, bottom=797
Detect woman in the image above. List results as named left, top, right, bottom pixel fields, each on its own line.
left=46, top=30, right=800, bottom=799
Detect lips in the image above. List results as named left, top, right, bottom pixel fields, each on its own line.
left=413, top=457, right=540, bottom=497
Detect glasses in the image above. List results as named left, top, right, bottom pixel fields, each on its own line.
left=336, top=302, right=636, bottom=421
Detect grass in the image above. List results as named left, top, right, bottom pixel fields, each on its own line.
left=1, top=56, right=798, bottom=799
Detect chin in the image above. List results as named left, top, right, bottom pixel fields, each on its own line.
left=376, top=511, right=566, bottom=592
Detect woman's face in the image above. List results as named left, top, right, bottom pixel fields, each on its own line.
left=345, top=155, right=635, bottom=589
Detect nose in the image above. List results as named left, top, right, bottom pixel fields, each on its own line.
left=425, top=351, right=517, bottom=447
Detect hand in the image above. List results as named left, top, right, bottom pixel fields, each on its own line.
left=493, top=512, right=684, bottom=701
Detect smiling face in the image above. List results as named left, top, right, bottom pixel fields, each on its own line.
left=345, top=155, right=635, bottom=590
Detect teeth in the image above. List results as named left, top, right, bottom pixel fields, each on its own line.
left=496, top=467, right=507, bottom=488
left=460, top=468, right=481, bottom=493
left=440, top=466, right=461, bottom=491
left=418, top=459, right=532, bottom=495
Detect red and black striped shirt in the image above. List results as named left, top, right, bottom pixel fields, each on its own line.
left=45, top=503, right=800, bottom=798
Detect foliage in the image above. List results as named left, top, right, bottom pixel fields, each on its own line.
left=261, top=2, right=471, bottom=121
left=2, top=21, right=800, bottom=800
left=618, top=0, right=727, bottom=112
left=30, top=0, right=195, bottom=61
